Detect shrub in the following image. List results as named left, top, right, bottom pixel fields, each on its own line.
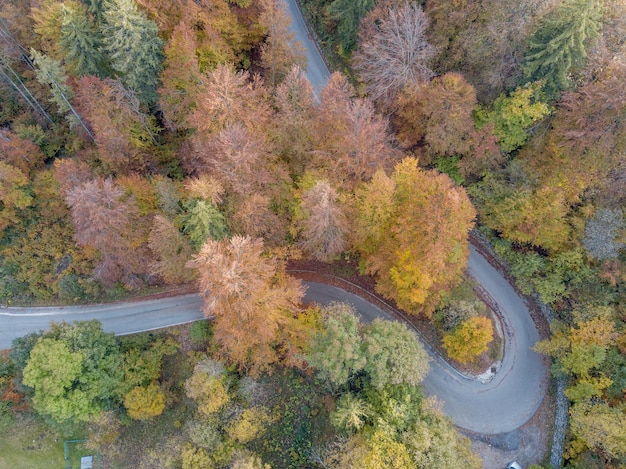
left=330, top=393, right=370, bottom=434
left=434, top=300, right=483, bottom=332
left=189, top=321, right=212, bottom=345
left=57, top=274, right=86, bottom=303
left=0, top=401, right=14, bottom=432
left=124, top=384, right=166, bottom=420
left=185, top=371, right=229, bottom=416
left=186, top=417, right=223, bottom=451
left=225, top=407, right=273, bottom=444
left=0, top=354, right=14, bottom=378
left=181, top=444, right=212, bottom=469
left=442, top=316, right=494, bottom=365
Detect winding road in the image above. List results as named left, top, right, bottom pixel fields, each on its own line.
left=0, top=248, right=547, bottom=434
left=0, top=0, right=547, bottom=436
left=284, top=0, right=547, bottom=433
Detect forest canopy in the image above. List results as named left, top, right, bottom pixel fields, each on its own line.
left=0, top=0, right=624, bottom=466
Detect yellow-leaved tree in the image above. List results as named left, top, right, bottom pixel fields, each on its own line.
left=123, top=383, right=165, bottom=420
left=442, top=316, right=494, bottom=365
left=354, top=158, right=476, bottom=316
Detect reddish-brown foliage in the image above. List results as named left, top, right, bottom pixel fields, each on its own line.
left=0, top=129, right=45, bottom=175
left=187, top=235, right=304, bottom=375
left=74, top=76, right=156, bottom=173
left=354, top=1, right=434, bottom=106
left=312, top=73, right=398, bottom=189
left=65, top=177, right=148, bottom=286
left=53, top=158, right=94, bottom=194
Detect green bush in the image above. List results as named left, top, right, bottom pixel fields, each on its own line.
left=432, top=155, right=465, bottom=186
left=189, top=321, right=212, bottom=345
left=0, top=402, right=14, bottom=432
left=57, top=274, right=86, bottom=303
left=0, top=355, right=14, bottom=378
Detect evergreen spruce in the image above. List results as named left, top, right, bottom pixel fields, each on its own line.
left=60, top=4, right=107, bottom=77
left=101, top=0, right=164, bottom=104
left=328, top=0, right=375, bottom=55
left=522, top=0, right=603, bottom=98
left=30, top=49, right=74, bottom=116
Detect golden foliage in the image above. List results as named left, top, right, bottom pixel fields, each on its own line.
left=442, top=316, right=494, bottom=364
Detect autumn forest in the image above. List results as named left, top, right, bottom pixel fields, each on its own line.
left=0, top=0, right=624, bottom=467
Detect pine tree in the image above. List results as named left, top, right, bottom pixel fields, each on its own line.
left=30, top=50, right=95, bottom=138
left=101, top=0, right=164, bottom=104
left=60, top=3, right=107, bottom=77
left=29, top=50, right=73, bottom=116
left=83, top=0, right=106, bottom=22
left=522, top=0, right=603, bottom=98
left=180, top=199, right=229, bottom=250
left=259, top=0, right=307, bottom=86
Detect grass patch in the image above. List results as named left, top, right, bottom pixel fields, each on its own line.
left=0, top=414, right=64, bottom=469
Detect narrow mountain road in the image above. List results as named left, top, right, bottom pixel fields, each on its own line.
left=0, top=250, right=547, bottom=435
left=284, top=0, right=330, bottom=97
left=0, top=0, right=547, bottom=437
left=282, top=0, right=547, bottom=434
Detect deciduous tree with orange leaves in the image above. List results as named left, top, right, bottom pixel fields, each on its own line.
left=296, top=180, right=349, bottom=262
left=312, top=73, right=397, bottom=190
left=396, top=73, right=477, bottom=157
left=187, top=235, right=305, bottom=375
left=258, top=0, right=307, bottom=86
left=74, top=76, right=158, bottom=173
left=0, top=161, right=32, bottom=233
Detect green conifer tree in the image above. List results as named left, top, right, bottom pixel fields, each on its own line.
left=522, top=0, right=603, bottom=98
left=30, top=50, right=95, bottom=139
left=60, top=4, right=107, bottom=77
left=328, top=0, right=375, bottom=55
left=101, top=0, right=164, bottom=104
left=83, top=0, right=105, bottom=22
left=30, top=49, right=73, bottom=116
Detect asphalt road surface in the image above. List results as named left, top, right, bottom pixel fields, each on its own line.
left=0, top=256, right=546, bottom=434
left=284, top=0, right=331, bottom=97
